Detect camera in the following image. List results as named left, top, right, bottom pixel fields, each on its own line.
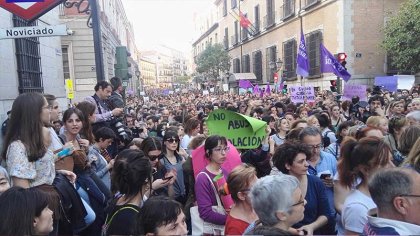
left=111, top=118, right=133, bottom=145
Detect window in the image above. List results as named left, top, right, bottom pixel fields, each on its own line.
left=233, top=58, right=241, bottom=73
left=232, top=21, right=239, bottom=45
left=253, top=51, right=263, bottom=81
left=306, top=30, right=322, bottom=77
left=224, top=27, right=229, bottom=49
left=215, top=33, right=218, bottom=44
left=266, top=45, right=277, bottom=82
left=231, top=0, right=237, bottom=9
left=304, top=0, right=319, bottom=9
left=282, top=0, right=295, bottom=20
left=223, top=0, right=227, bottom=16
left=282, top=39, right=297, bottom=80
left=254, top=5, right=260, bottom=33
left=242, top=54, right=251, bottom=73
left=265, top=0, right=275, bottom=28
left=13, top=15, right=43, bottom=93
left=241, top=13, right=249, bottom=41
left=62, top=46, right=71, bottom=80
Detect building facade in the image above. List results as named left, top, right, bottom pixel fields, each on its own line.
left=193, top=0, right=406, bottom=90
left=60, top=0, right=138, bottom=102
left=0, top=7, right=66, bottom=149
left=139, top=57, right=157, bottom=91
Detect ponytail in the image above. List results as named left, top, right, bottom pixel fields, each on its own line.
left=338, top=137, right=359, bottom=188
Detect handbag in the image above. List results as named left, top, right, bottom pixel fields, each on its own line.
left=190, top=171, right=226, bottom=235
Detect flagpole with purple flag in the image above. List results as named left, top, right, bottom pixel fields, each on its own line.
left=296, top=27, right=310, bottom=79
left=320, top=43, right=351, bottom=82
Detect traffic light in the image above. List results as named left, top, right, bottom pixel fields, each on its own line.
left=330, top=80, right=337, bottom=92
left=337, top=52, right=347, bottom=69
left=115, top=46, right=132, bottom=81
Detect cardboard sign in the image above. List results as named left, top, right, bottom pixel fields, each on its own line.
left=206, top=109, right=267, bottom=149
left=65, top=79, right=74, bottom=99
left=343, top=84, right=367, bottom=101
left=396, top=75, right=415, bottom=90
left=289, top=86, right=315, bottom=103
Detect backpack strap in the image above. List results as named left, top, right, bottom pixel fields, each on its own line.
left=104, top=206, right=139, bottom=227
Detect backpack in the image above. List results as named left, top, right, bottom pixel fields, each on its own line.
left=322, top=130, right=333, bottom=148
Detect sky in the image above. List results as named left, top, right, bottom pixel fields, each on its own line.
left=123, top=0, right=214, bottom=55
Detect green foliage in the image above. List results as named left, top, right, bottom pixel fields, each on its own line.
left=382, top=0, right=420, bottom=73
left=196, top=44, right=231, bottom=80
left=175, top=76, right=191, bottom=84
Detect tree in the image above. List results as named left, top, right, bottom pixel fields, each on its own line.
left=196, top=43, right=231, bottom=80
left=382, top=0, right=420, bottom=73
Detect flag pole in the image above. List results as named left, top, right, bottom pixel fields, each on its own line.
left=299, top=0, right=304, bottom=88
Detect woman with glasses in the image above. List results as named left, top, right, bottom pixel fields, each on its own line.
left=222, top=164, right=258, bottom=235
left=272, top=142, right=334, bottom=235
left=161, top=131, right=187, bottom=204
left=338, top=137, right=394, bottom=235
left=140, top=137, right=176, bottom=198
left=247, top=174, right=306, bottom=235
left=194, top=135, right=231, bottom=233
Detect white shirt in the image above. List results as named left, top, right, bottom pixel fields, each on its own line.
left=341, top=189, right=377, bottom=234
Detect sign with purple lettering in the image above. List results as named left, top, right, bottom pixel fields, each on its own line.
left=343, top=84, right=367, bottom=101
left=290, top=86, right=315, bottom=103
left=0, top=0, right=65, bottom=22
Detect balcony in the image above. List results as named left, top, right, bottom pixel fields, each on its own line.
left=263, top=12, right=276, bottom=29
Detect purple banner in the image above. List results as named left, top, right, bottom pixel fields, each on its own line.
left=253, top=84, right=260, bottom=94
left=239, top=79, right=253, bottom=89
left=296, top=28, right=310, bottom=77
left=265, top=84, right=271, bottom=95
left=374, top=76, right=398, bottom=92
left=320, top=43, right=351, bottom=82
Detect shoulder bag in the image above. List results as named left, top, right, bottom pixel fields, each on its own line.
left=190, top=171, right=226, bottom=235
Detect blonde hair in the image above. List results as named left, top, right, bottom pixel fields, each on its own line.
left=403, top=137, right=420, bottom=171
left=366, top=116, right=386, bottom=128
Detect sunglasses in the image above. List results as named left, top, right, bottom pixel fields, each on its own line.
left=165, top=138, right=179, bottom=144
left=148, top=155, right=161, bottom=161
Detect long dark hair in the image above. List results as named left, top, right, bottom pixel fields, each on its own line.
left=76, top=102, right=96, bottom=144
left=2, top=93, right=47, bottom=162
left=162, top=130, right=180, bottom=154
left=0, top=187, right=49, bottom=235
left=111, top=149, right=152, bottom=200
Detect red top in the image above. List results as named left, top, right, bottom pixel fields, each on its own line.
left=224, top=214, right=250, bottom=235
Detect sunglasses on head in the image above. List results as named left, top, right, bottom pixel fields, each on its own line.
left=165, top=138, right=179, bottom=144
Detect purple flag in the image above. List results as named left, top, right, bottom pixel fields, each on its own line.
left=320, top=43, right=351, bottom=82
left=296, top=28, right=310, bottom=77
left=253, top=84, right=260, bottom=94
left=265, top=84, right=271, bottom=95
left=239, top=79, right=253, bottom=89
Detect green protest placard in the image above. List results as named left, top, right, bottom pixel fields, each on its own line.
left=206, top=109, right=267, bottom=149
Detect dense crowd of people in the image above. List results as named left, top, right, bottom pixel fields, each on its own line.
left=0, top=76, right=419, bottom=235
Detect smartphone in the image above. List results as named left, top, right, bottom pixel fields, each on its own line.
left=320, top=174, right=331, bottom=179
left=162, top=176, right=174, bottom=181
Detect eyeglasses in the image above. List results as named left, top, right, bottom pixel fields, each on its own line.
left=148, top=155, right=160, bottom=161
left=213, top=146, right=230, bottom=153
left=165, top=138, right=179, bottom=144
left=307, top=144, right=323, bottom=150
left=291, top=196, right=305, bottom=207
left=398, top=194, right=420, bottom=198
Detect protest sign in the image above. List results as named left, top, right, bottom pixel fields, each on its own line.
left=206, top=109, right=267, bottom=149
left=343, top=84, right=367, bottom=101
left=374, top=76, right=398, bottom=92
left=202, top=90, right=209, bottom=95
left=396, top=75, right=415, bottom=90
left=289, top=86, right=315, bottom=103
